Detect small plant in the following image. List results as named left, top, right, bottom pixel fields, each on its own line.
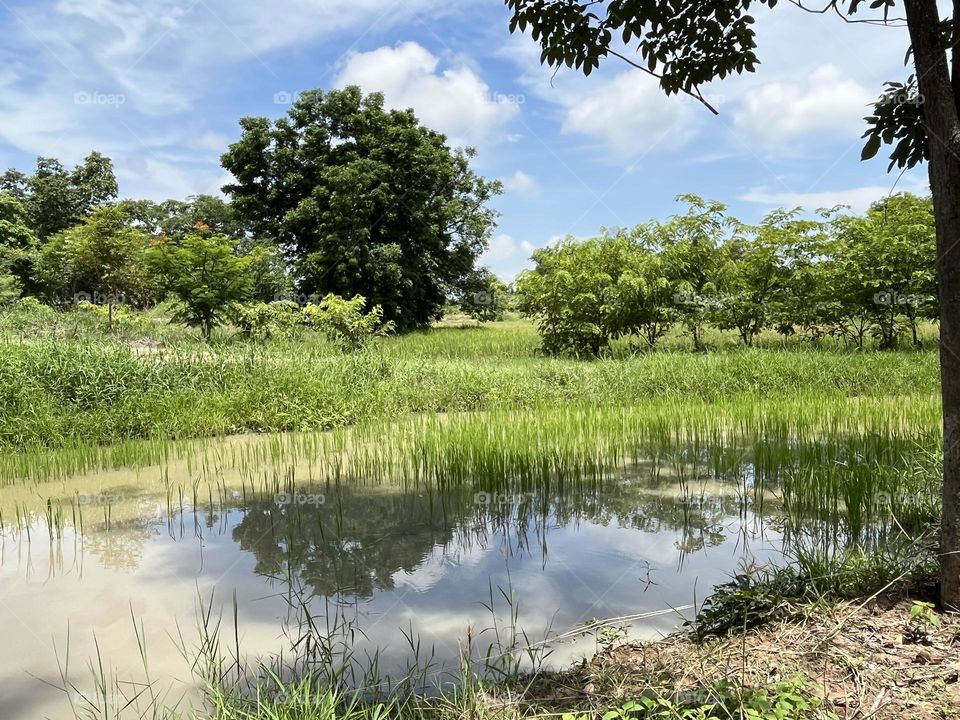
left=905, top=600, right=942, bottom=643
left=576, top=678, right=837, bottom=720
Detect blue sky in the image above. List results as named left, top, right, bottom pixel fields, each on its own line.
left=0, top=0, right=928, bottom=281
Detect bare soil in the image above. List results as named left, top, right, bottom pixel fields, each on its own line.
left=523, top=596, right=960, bottom=719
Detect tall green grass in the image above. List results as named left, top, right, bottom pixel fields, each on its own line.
left=0, top=333, right=941, bottom=452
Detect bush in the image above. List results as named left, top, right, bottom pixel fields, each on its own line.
left=235, top=301, right=302, bottom=341
left=302, top=294, right=394, bottom=352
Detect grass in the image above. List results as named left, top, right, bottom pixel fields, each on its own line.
left=0, top=324, right=941, bottom=452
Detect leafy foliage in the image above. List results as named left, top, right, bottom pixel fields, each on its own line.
left=515, top=194, right=937, bottom=356
left=505, top=0, right=779, bottom=111
left=301, top=294, right=394, bottom=353
left=150, top=224, right=253, bottom=340
left=221, top=86, right=501, bottom=332
left=0, top=192, right=38, bottom=297
left=457, top=268, right=509, bottom=322
left=35, top=205, right=151, bottom=327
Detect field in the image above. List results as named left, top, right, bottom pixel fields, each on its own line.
left=0, top=309, right=947, bottom=720
left=0, top=312, right=942, bottom=451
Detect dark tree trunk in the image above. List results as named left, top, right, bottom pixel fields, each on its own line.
left=905, top=0, right=960, bottom=610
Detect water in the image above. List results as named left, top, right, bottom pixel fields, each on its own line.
left=0, top=434, right=840, bottom=719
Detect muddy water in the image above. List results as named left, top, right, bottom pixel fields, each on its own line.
left=0, top=438, right=786, bottom=719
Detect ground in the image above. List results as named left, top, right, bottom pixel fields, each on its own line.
left=522, top=595, right=959, bottom=719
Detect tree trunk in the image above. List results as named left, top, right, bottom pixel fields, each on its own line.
left=905, top=0, right=960, bottom=610
left=108, top=301, right=114, bottom=332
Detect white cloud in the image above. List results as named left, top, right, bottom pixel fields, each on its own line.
left=740, top=179, right=929, bottom=213
left=502, top=170, right=539, bottom=197
left=335, top=42, right=520, bottom=148
left=0, top=1, right=482, bottom=200
left=560, top=71, right=697, bottom=156
left=732, top=65, right=874, bottom=147
left=483, top=233, right=535, bottom=263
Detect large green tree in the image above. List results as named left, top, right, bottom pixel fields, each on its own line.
left=220, top=86, right=501, bottom=332
left=9, top=152, right=120, bottom=240
left=505, top=0, right=960, bottom=608
left=516, top=231, right=663, bottom=356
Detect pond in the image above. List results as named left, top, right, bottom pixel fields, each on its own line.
left=0, top=403, right=938, bottom=719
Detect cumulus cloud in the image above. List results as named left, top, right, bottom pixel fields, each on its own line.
left=335, top=42, right=520, bottom=148
left=501, top=170, right=539, bottom=197
left=732, top=65, right=874, bottom=147
left=483, top=234, right=535, bottom=263
left=560, top=71, right=698, bottom=156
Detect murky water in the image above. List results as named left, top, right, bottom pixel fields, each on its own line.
left=0, top=433, right=837, bottom=719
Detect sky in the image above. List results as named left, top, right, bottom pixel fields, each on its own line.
left=0, top=0, right=930, bottom=281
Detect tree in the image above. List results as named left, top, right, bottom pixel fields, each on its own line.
left=504, top=0, right=960, bottom=608
left=0, top=193, right=39, bottom=295
left=221, top=86, right=501, bottom=332
left=37, top=205, right=151, bottom=328
left=12, top=152, right=119, bottom=240
left=302, top=294, right=394, bottom=352
left=151, top=224, right=252, bottom=340
left=715, top=209, right=819, bottom=347
left=246, top=242, right=293, bottom=303
left=124, top=195, right=248, bottom=241
left=0, top=170, right=29, bottom=204
left=654, top=195, right=732, bottom=352
left=27, top=158, right=77, bottom=240
left=457, top=268, right=509, bottom=322
left=71, top=151, right=119, bottom=212
left=516, top=232, right=656, bottom=356
left=853, top=194, right=937, bottom=348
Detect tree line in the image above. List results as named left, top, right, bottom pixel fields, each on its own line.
left=515, top=193, right=937, bottom=356
left=0, top=86, right=503, bottom=338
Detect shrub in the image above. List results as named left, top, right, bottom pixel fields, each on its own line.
left=302, top=294, right=394, bottom=352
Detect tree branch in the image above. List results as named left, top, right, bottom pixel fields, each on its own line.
left=605, top=48, right=720, bottom=115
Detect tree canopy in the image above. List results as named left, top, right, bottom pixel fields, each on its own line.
left=221, top=86, right=502, bottom=332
